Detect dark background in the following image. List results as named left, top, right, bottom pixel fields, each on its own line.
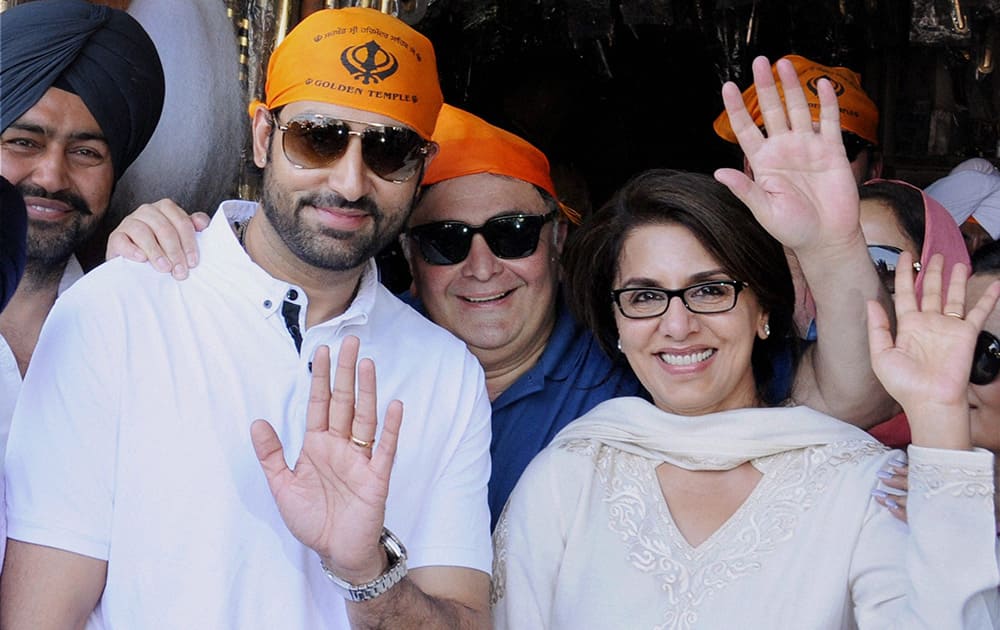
left=413, top=0, right=1000, bottom=213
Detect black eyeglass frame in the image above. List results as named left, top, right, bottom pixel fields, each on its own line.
left=270, top=111, right=434, bottom=183
left=407, top=210, right=559, bottom=265
left=611, top=280, right=749, bottom=319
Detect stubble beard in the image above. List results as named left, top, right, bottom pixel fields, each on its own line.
left=259, top=168, right=412, bottom=272
left=17, top=184, right=98, bottom=286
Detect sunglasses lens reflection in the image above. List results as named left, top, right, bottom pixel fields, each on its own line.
left=418, top=223, right=473, bottom=265
left=484, top=216, right=546, bottom=258
left=868, top=245, right=904, bottom=294
left=971, top=331, right=1000, bottom=385
left=361, top=126, right=424, bottom=181
left=280, top=118, right=425, bottom=182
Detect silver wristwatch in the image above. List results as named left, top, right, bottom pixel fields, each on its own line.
left=320, top=527, right=408, bottom=602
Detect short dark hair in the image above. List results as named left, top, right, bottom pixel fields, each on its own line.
left=562, top=169, right=797, bottom=405
left=859, top=181, right=925, bottom=252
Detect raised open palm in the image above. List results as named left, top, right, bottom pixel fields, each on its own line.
left=868, top=253, right=1000, bottom=448
left=714, top=55, right=862, bottom=254
left=250, top=336, right=403, bottom=583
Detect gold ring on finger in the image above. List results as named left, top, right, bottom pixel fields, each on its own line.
left=350, top=434, right=373, bottom=449
left=944, top=311, right=964, bottom=319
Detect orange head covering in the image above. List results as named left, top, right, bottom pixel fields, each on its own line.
left=713, top=54, right=879, bottom=147
left=248, top=7, right=442, bottom=139
left=424, top=104, right=581, bottom=223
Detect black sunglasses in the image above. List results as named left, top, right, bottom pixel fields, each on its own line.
left=971, top=330, right=1000, bottom=385
left=842, top=131, right=874, bottom=163
left=271, top=112, right=433, bottom=183
left=408, top=211, right=558, bottom=265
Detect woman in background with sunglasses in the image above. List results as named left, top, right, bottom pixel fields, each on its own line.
left=859, top=180, right=970, bottom=457
left=859, top=179, right=969, bottom=299
left=491, top=57, right=1000, bottom=629
left=881, top=239, right=1000, bottom=529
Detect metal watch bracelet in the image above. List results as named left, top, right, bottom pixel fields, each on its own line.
left=320, top=527, right=408, bottom=602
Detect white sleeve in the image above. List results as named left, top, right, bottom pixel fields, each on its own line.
left=851, top=446, right=1000, bottom=629
left=402, top=350, right=493, bottom=574
left=491, top=446, right=581, bottom=629
left=4, top=283, right=122, bottom=561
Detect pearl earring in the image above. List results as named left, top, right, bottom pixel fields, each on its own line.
left=762, top=322, right=771, bottom=339
left=617, top=338, right=623, bottom=352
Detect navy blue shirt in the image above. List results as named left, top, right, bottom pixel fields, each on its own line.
left=489, top=300, right=644, bottom=527
left=399, top=290, right=644, bottom=528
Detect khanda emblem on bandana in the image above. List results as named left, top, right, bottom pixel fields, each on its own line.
left=340, top=40, right=399, bottom=85
left=805, top=74, right=846, bottom=98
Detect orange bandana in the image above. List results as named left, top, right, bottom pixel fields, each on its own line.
left=425, top=104, right=580, bottom=223
left=248, top=8, right=442, bottom=139
left=713, top=54, right=879, bottom=146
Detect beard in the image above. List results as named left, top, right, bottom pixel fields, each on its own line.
left=259, top=166, right=412, bottom=272
left=17, top=184, right=98, bottom=277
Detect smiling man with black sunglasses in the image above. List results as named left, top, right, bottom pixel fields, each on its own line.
left=3, top=8, right=493, bottom=629
left=401, top=104, right=646, bottom=528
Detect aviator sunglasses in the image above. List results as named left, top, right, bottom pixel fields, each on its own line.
left=867, top=244, right=921, bottom=294
left=408, top=210, right=559, bottom=265
left=971, top=330, right=1000, bottom=386
left=271, top=111, right=433, bottom=183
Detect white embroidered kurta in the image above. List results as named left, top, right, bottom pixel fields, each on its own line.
left=492, top=397, right=1000, bottom=629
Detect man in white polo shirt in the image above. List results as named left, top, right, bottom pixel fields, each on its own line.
left=2, top=7, right=492, bottom=629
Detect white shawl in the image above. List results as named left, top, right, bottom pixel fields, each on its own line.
left=551, top=396, right=880, bottom=470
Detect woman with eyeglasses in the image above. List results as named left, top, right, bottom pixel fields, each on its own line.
left=858, top=180, right=970, bottom=457
left=490, top=57, right=1000, bottom=629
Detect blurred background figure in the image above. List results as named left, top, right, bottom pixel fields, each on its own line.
left=0, top=176, right=27, bottom=573
left=859, top=179, right=969, bottom=447
left=925, top=157, right=1000, bottom=257
left=713, top=54, right=882, bottom=341
left=0, top=178, right=27, bottom=313
left=0, top=177, right=27, bottom=462
left=80, top=0, right=245, bottom=269
left=713, top=54, right=883, bottom=186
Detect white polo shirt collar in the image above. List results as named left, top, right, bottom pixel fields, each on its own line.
left=202, top=199, right=375, bottom=331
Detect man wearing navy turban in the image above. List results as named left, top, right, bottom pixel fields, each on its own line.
left=0, top=0, right=163, bottom=579
left=0, top=0, right=164, bottom=489
left=0, top=0, right=164, bottom=374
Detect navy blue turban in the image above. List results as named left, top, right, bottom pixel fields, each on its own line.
left=0, top=177, right=27, bottom=312
left=0, top=0, right=166, bottom=181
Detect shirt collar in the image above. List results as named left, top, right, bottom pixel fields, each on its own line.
left=200, top=200, right=376, bottom=327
